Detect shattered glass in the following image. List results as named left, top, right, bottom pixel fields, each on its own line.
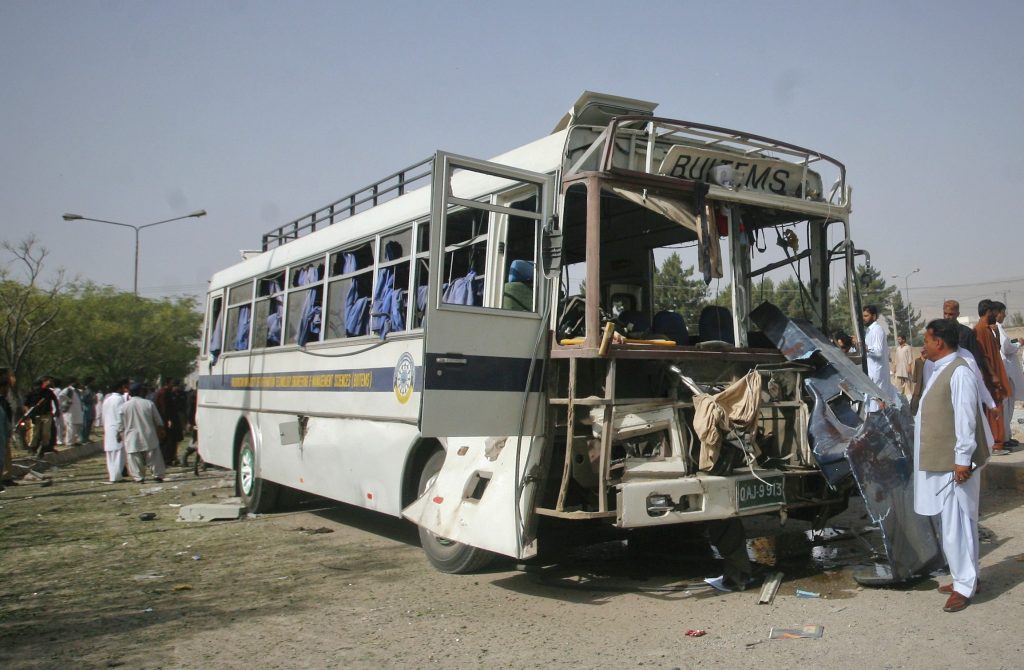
left=750, top=302, right=943, bottom=583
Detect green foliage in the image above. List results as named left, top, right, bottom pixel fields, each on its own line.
left=829, top=264, right=924, bottom=345
left=43, top=283, right=202, bottom=389
left=652, top=252, right=710, bottom=325
left=0, top=238, right=201, bottom=394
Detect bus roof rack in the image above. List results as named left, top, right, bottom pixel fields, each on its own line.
left=260, top=156, right=432, bottom=252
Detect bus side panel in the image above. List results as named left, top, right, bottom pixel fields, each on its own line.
left=256, top=412, right=419, bottom=517
left=195, top=403, right=245, bottom=470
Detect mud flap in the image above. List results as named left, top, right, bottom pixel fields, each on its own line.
left=402, top=436, right=544, bottom=560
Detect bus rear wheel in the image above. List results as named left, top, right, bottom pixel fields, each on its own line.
left=416, top=449, right=493, bottom=574
left=236, top=429, right=279, bottom=514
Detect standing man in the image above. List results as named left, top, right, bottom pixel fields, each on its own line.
left=893, top=334, right=914, bottom=399
left=24, top=377, right=59, bottom=459
left=974, top=300, right=1010, bottom=453
left=943, top=300, right=987, bottom=376
left=914, top=319, right=991, bottom=612
left=120, top=383, right=165, bottom=484
left=0, top=369, right=11, bottom=492
left=862, top=305, right=897, bottom=411
left=154, top=378, right=184, bottom=466
left=79, top=378, right=96, bottom=444
left=101, top=380, right=129, bottom=483
left=993, top=302, right=1024, bottom=447
left=57, top=379, right=83, bottom=446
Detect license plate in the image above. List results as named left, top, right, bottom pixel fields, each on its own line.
left=736, top=476, right=785, bottom=510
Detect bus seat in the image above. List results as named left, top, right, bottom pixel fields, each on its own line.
left=698, top=305, right=734, bottom=344
left=653, top=310, right=688, bottom=345
left=502, top=260, right=534, bottom=311
left=618, top=310, right=650, bottom=335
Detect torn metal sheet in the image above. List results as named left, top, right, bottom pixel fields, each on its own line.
left=750, top=302, right=943, bottom=583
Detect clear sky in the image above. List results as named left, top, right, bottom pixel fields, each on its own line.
left=2, top=0, right=1023, bottom=321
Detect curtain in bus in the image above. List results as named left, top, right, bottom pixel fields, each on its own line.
left=266, top=280, right=283, bottom=346
left=442, top=269, right=479, bottom=306
left=343, top=253, right=369, bottom=337
left=296, top=266, right=322, bottom=346
left=371, top=241, right=405, bottom=339
left=209, top=308, right=223, bottom=365
left=233, top=305, right=251, bottom=351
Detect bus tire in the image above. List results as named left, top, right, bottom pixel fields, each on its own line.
left=416, top=449, right=493, bottom=574
left=236, top=428, right=279, bottom=514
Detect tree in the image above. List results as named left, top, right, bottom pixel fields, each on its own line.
left=1008, top=312, right=1024, bottom=328
left=44, top=283, right=201, bottom=389
left=653, top=253, right=710, bottom=325
left=0, top=236, right=66, bottom=392
left=828, top=264, right=923, bottom=344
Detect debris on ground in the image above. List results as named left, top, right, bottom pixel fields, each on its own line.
left=758, top=572, right=784, bottom=604
left=795, top=589, right=821, bottom=598
left=138, top=512, right=157, bottom=521
left=684, top=629, right=706, bottom=637
left=177, top=503, right=245, bottom=522
left=769, top=625, right=824, bottom=640
left=293, top=526, right=335, bottom=535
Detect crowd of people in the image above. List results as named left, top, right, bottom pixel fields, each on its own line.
left=0, top=375, right=198, bottom=489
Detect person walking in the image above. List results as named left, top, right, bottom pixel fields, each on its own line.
left=993, top=302, right=1024, bottom=448
left=862, top=305, right=897, bottom=411
left=57, top=380, right=83, bottom=446
left=101, top=380, right=129, bottom=483
left=120, top=383, right=166, bottom=484
left=23, top=377, right=59, bottom=459
left=79, top=379, right=96, bottom=444
left=974, top=300, right=1010, bottom=453
left=154, top=378, right=184, bottom=466
left=0, top=369, right=12, bottom=491
left=893, top=334, right=914, bottom=399
left=914, top=319, right=991, bottom=612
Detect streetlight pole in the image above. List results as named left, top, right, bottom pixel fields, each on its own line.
left=62, top=210, right=207, bottom=296
left=891, top=267, right=920, bottom=341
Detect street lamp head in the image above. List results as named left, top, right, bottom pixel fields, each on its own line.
left=62, top=213, right=83, bottom=221
left=189, top=209, right=207, bottom=218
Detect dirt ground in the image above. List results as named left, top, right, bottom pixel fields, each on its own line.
left=1, top=454, right=1023, bottom=670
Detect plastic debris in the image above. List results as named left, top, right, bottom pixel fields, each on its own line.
left=685, top=630, right=706, bottom=637
left=795, top=589, right=820, bottom=598
left=769, top=625, right=824, bottom=640
left=191, top=554, right=202, bottom=561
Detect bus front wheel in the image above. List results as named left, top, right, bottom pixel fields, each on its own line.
left=236, top=429, right=279, bottom=514
left=416, top=450, right=493, bottom=574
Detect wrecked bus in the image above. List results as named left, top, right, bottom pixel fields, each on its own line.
left=197, top=92, right=940, bottom=581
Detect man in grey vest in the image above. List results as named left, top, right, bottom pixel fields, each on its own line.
left=914, top=319, right=992, bottom=613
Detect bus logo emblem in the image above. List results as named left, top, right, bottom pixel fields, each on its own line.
left=394, top=352, right=415, bottom=404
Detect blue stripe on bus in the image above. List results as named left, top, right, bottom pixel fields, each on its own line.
left=198, top=367, right=422, bottom=393
left=423, top=354, right=544, bottom=392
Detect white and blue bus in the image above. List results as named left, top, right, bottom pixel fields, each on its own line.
left=198, top=92, right=861, bottom=573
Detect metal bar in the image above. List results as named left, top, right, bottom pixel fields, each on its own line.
left=556, top=357, right=578, bottom=511
left=584, top=176, right=602, bottom=349
left=597, top=359, right=617, bottom=514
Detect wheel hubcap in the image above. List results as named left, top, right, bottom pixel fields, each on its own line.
left=240, top=446, right=254, bottom=495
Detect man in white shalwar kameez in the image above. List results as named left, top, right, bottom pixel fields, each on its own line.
left=862, top=305, right=898, bottom=412
left=119, top=384, right=165, bottom=483
left=101, top=381, right=129, bottom=483
left=914, top=319, right=992, bottom=613
left=994, top=303, right=1024, bottom=445
left=58, top=382, right=83, bottom=446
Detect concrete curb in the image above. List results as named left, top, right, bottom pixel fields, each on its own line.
left=982, top=449, right=1024, bottom=494
left=11, top=440, right=104, bottom=474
